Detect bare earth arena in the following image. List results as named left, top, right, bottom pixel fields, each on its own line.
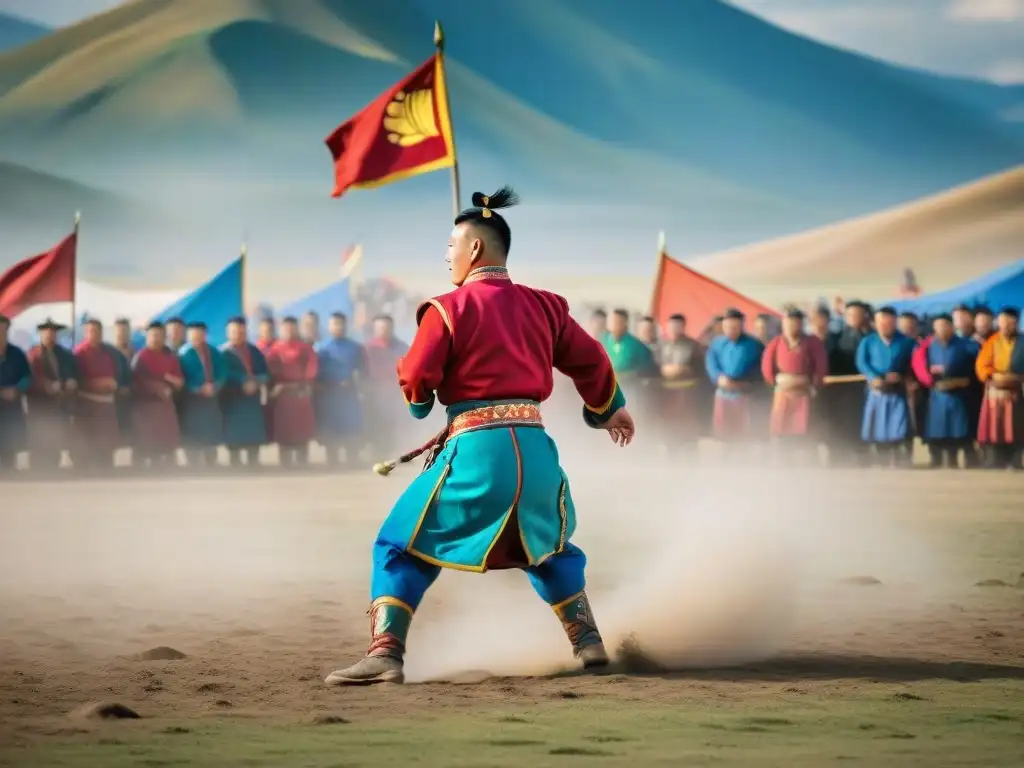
left=1, top=433, right=1023, bottom=767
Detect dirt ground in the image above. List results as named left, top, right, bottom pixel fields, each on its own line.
left=1, top=463, right=1022, bottom=766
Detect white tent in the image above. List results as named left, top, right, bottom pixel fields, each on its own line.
left=10, top=280, right=186, bottom=337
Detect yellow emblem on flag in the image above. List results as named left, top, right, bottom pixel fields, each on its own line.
left=384, top=89, right=441, bottom=146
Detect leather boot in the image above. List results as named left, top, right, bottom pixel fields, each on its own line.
left=553, top=591, right=609, bottom=669
left=324, top=597, right=411, bottom=685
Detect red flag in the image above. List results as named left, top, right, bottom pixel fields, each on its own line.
left=0, top=231, right=77, bottom=319
left=650, top=249, right=778, bottom=338
left=326, top=54, right=455, bottom=198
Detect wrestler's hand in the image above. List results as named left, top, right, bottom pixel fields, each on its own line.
left=601, top=408, right=635, bottom=447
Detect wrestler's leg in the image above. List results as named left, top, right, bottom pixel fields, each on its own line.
left=525, top=544, right=609, bottom=669
left=325, top=540, right=440, bottom=686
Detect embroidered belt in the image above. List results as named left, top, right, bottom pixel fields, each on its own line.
left=448, top=403, right=543, bottom=438
left=775, top=373, right=810, bottom=391
left=79, top=391, right=115, bottom=404
left=934, top=378, right=970, bottom=392
left=986, top=385, right=1019, bottom=400
left=662, top=379, right=697, bottom=390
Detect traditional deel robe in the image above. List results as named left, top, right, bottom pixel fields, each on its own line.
left=0, top=342, right=31, bottom=458
left=855, top=331, right=916, bottom=443
left=959, top=335, right=984, bottom=439
left=911, top=335, right=977, bottom=442
left=26, top=343, right=78, bottom=452
left=178, top=342, right=227, bottom=447
left=603, top=333, right=655, bottom=379
left=656, top=336, right=705, bottom=436
left=975, top=333, right=1024, bottom=445
left=220, top=342, right=269, bottom=447
left=72, top=341, right=123, bottom=452
left=374, top=269, right=625, bottom=614
left=131, top=346, right=182, bottom=454
left=760, top=333, right=827, bottom=437
left=315, top=336, right=366, bottom=439
left=112, top=345, right=134, bottom=445
left=365, top=336, right=410, bottom=438
left=705, top=333, right=764, bottom=439
left=823, top=326, right=868, bottom=442
left=266, top=340, right=318, bottom=446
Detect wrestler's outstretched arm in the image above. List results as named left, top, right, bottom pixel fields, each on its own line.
left=551, top=310, right=634, bottom=446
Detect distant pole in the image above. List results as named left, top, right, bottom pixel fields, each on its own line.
left=649, top=230, right=667, bottom=319
left=434, top=20, right=461, bottom=218
left=71, top=210, right=80, bottom=346
left=240, top=241, right=248, bottom=316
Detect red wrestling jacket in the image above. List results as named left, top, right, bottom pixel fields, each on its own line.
left=397, top=269, right=624, bottom=426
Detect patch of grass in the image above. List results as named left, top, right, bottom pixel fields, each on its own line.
left=4, top=681, right=1024, bottom=767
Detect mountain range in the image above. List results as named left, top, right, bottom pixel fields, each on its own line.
left=0, top=12, right=48, bottom=52
left=0, top=0, right=1022, bottom=278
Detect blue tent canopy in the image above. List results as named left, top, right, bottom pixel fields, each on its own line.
left=889, top=258, right=1024, bottom=317
left=277, top=278, right=354, bottom=336
left=150, top=257, right=244, bottom=346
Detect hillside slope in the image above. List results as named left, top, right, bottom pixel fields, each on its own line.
left=0, top=13, right=49, bottom=53
left=699, top=165, right=1024, bottom=304
left=0, top=0, right=1021, bottom=210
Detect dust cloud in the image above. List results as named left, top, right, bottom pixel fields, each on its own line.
left=405, top=406, right=950, bottom=681
left=0, top=402, right=952, bottom=685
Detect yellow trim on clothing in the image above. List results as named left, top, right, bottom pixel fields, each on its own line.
left=407, top=461, right=451, bottom=553
left=530, top=474, right=569, bottom=567
left=405, top=427, right=528, bottom=573
left=551, top=590, right=585, bottom=612
left=418, top=298, right=453, bottom=334
left=585, top=379, right=619, bottom=414
left=370, top=596, right=414, bottom=615
left=401, top=390, right=432, bottom=407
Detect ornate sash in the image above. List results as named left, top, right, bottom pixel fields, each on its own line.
left=448, top=402, right=543, bottom=439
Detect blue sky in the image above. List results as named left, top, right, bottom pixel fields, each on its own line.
left=1, top=0, right=1023, bottom=83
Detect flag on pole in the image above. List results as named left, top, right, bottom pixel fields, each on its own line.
left=340, top=244, right=364, bottom=280
left=0, top=231, right=77, bottom=319
left=650, top=247, right=778, bottom=339
left=325, top=54, right=455, bottom=198
left=150, top=257, right=244, bottom=346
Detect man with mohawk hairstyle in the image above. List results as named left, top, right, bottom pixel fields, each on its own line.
left=326, top=187, right=635, bottom=685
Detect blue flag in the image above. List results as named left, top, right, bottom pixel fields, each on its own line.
left=278, top=277, right=354, bottom=337
left=151, top=257, right=243, bottom=346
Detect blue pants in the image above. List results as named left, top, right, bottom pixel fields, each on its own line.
left=371, top=538, right=588, bottom=610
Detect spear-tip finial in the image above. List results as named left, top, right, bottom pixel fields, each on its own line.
left=373, top=460, right=396, bottom=476
left=241, top=243, right=248, bottom=257
left=433, top=20, right=444, bottom=50
left=657, top=230, right=666, bottom=253
left=74, top=211, right=81, bottom=227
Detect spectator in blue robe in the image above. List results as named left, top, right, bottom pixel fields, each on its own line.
left=178, top=321, right=227, bottom=468
left=918, top=314, right=979, bottom=469
left=855, top=306, right=916, bottom=467
left=220, top=317, right=268, bottom=469
left=0, top=315, right=31, bottom=471
left=315, top=312, right=367, bottom=467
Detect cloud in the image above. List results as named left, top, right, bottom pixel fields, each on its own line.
left=945, top=0, right=1024, bottom=22
left=986, top=58, right=1024, bottom=83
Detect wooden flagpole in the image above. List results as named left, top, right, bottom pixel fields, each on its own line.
left=434, top=20, right=461, bottom=218
left=71, top=210, right=80, bottom=345
left=649, top=230, right=667, bottom=319
left=240, top=241, right=248, bottom=316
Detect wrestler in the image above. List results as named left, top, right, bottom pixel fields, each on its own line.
left=326, top=187, right=634, bottom=685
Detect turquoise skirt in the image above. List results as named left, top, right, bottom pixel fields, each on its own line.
left=376, top=400, right=577, bottom=572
